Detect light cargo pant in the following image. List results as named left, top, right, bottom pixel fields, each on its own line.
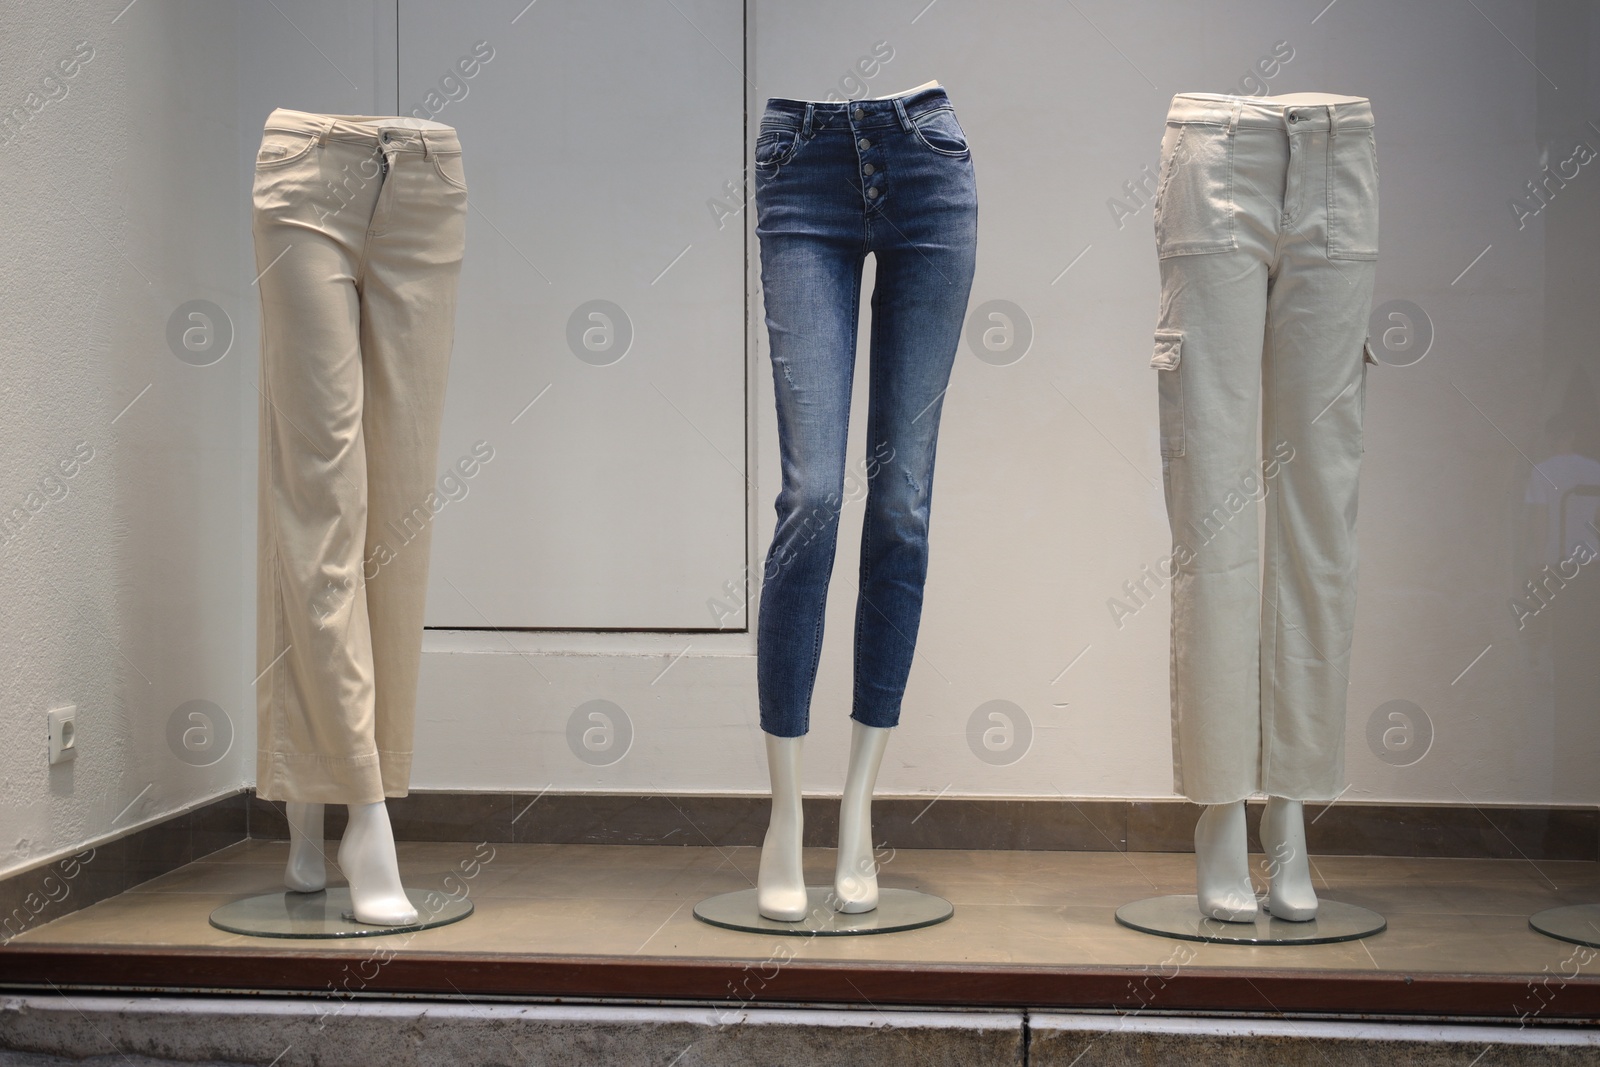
left=252, top=109, right=467, bottom=804
left=1151, top=93, right=1378, bottom=804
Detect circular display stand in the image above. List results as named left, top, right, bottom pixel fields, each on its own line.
left=694, top=886, right=952, bottom=936
left=1530, top=903, right=1600, bottom=949
left=209, top=889, right=473, bottom=939
left=1115, top=894, right=1385, bottom=945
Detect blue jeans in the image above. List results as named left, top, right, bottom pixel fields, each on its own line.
left=753, top=86, right=978, bottom=737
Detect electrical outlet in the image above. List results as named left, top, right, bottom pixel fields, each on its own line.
left=48, top=705, right=76, bottom=765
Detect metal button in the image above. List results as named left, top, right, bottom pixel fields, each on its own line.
left=858, top=137, right=871, bottom=150
left=1288, top=112, right=1299, bottom=123
left=852, top=108, right=865, bottom=121
left=867, top=187, right=879, bottom=199
left=862, top=163, right=875, bottom=175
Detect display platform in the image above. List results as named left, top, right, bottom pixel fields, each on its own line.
left=209, top=888, right=473, bottom=939
left=6, top=842, right=1599, bottom=1019
left=1114, top=894, right=1386, bottom=945
left=693, top=886, right=952, bottom=936
left=1529, top=903, right=1600, bottom=949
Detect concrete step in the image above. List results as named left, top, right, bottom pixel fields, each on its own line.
left=2, top=996, right=1598, bottom=1066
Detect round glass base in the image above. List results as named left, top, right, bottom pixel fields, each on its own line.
left=1115, top=894, right=1385, bottom=945
left=693, top=886, right=953, bottom=936
left=1529, top=903, right=1600, bottom=949
left=209, top=888, right=474, bottom=939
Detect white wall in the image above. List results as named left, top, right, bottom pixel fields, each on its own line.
left=0, top=0, right=252, bottom=878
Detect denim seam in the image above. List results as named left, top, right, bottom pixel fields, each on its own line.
left=850, top=267, right=872, bottom=723
left=1261, top=312, right=1282, bottom=795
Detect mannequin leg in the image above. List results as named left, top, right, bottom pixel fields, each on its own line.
left=338, top=801, right=417, bottom=926
left=1261, top=796, right=1318, bottom=920
left=283, top=801, right=327, bottom=893
left=833, top=721, right=891, bottom=913
left=757, top=734, right=808, bottom=922
left=1194, top=801, right=1257, bottom=922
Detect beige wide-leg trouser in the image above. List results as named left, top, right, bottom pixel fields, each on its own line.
left=1152, top=93, right=1379, bottom=804
left=252, top=108, right=467, bottom=804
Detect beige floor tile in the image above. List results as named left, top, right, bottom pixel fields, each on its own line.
left=17, top=843, right=1599, bottom=981
left=11, top=892, right=253, bottom=949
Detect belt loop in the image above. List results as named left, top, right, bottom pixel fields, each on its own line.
left=892, top=96, right=913, bottom=132
left=317, top=118, right=334, bottom=147
left=802, top=103, right=815, bottom=138
left=1228, top=101, right=1240, bottom=137
left=420, top=131, right=432, bottom=160
left=1326, top=104, right=1337, bottom=140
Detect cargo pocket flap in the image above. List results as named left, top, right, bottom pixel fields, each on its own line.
left=1363, top=337, right=1379, bottom=365
left=1152, top=330, right=1185, bottom=458
left=1151, top=329, right=1184, bottom=371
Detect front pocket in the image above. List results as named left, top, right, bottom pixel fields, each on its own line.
left=1152, top=329, right=1186, bottom=457
left=1326, top=129, right=1379, bottom=260
left=254, top=131, right=317, bottom=170
left=1154, top=124, right=1236, bottom=258
left=911, top=107, right=970, bottom=157
left=432, top=152, right=468, bottom=190
left=754, top=124, right=800, bottom=169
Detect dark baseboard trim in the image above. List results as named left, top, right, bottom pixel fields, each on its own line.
left=2, top=945, right=1596, bottom=1021
left=246, top=792, right=1599, bottom=862
left=0, top=792, right=249, bottom=945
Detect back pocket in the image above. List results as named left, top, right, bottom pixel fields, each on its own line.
left=1154, top=124, right=1236, bottom=258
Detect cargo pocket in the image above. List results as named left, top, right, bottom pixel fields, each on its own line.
left=1152, top=329, right=1185, bottom=457
left=1359, top=337, right=1376, bottom=453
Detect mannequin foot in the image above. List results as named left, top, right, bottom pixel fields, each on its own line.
left=832, top=721, right=891, bottom=914
left=757, top=734, right=808, bottom=922
left=832, top=847, right=879, bottom=913
left=757, top=819, right=808, bottom=922
left=1261, top=796, right=1319, bottom=921
left=338, top=801, right=417, bottom=926
left=832, top=802, right=880, bottom=914
left=1194, top=802, right=1258, bottom=923
left=283, top=801, right=327, bottom=893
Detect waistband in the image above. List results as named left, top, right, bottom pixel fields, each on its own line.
left=1166, top=92, right=1374, bottom=133
left=261, top=107, right=463, bottom=154
left=762, top=86, right=953, bottom=132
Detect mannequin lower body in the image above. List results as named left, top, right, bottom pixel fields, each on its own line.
left=1152, top=93, right=1379, bottom=923
left=252, top=109, right=468, bottom=928
left=749, top=87, right=977, bottom=922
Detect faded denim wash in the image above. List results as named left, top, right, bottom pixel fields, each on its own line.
left=754, top=86, right=978, bottom=737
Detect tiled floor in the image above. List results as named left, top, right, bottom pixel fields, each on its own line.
left=14, top=841, right=1600, bottom=976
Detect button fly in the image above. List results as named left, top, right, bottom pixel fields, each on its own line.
left=862, top=163, right=875, bottom=175
left=858, top=137, right=871, bottom=150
